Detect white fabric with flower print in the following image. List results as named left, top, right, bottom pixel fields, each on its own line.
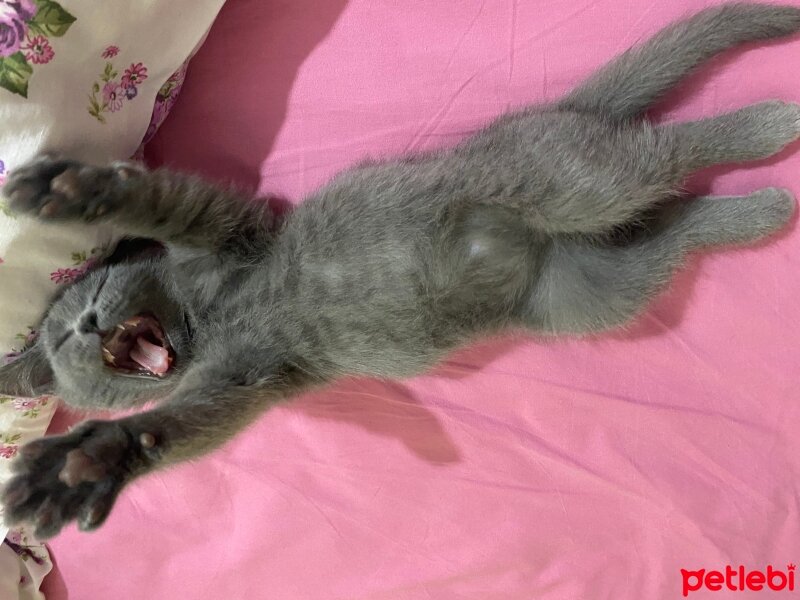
left=0, top=395, right=53, bottom=600
left=0, top=0, right=226, bottom=595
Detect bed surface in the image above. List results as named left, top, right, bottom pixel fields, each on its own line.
left=44, top=1, right=800, bottom=598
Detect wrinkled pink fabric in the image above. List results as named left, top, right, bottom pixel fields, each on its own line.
left=44, top=0, right=800, bottom=598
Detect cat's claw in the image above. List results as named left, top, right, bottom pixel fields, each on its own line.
left=1, top=420, right=157, bottom=539
left=2, top=155, right=141, bottom=221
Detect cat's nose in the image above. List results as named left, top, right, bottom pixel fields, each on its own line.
left=78, top=311, right=100, bottom=334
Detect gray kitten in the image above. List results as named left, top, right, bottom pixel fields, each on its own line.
left=2, top=2, right=799, bottom=538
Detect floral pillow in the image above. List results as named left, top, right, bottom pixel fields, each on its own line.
left=0, top=0, right=227, bottom=592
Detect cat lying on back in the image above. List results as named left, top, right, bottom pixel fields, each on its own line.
left=2, top=2, right=800, bottom=538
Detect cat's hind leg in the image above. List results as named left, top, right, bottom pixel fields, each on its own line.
left=559, top=4, right=800, bottom=121
left=524, top=189, right=795, bottom=335
left=667, top=100, right=800, bottom=173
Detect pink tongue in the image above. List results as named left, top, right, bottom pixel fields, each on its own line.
left=129, top=337, right=170, bottom=375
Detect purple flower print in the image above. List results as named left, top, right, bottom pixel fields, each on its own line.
left=50, top=266, right=82, bottom=284
left=0, top=159, right=5, bottom=186
left=2, top=351, right=20, bottom=364
left=51, top=259, right=94, bottom=284
left=152, top=96, right=170, bottom=123
left=0, top=0, right=35, bottom=57
left=89, top=56, right=147, bottom=122
left=22, top=34, right=54, bottom=64
left=102, top=80, right=124, bottom=112
left=102, top=45, right=119, bottom=59
left=121, top=62, right=147, bottom=88
left=0, top=444, right=18, bottom=459
left=6, top=531, right=22, bottom=545
left=12, top=397, right=38, bottom=410
left=143, top=91, right=175, bottom=143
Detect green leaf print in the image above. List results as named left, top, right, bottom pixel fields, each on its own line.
left=0, top=53, right=33, bottom=98
left=0, top=200, right=15, bottom=218
left=30, top=0, right=77, bottom=37
left=101, top=62, right=117, bottom=83
left=88, top=93, right=106, bottom=123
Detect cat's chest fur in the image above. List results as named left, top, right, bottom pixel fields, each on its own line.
left=170, top=236, right=441, bottom=380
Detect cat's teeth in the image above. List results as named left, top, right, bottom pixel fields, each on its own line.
left=101, top=347, right=116, bottom=365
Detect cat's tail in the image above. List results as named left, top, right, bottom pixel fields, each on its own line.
left=558, top=3, right=800, bottom=121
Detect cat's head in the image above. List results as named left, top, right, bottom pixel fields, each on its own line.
left=0, top=242, right=194, bottom=409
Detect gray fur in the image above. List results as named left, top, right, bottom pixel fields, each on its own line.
left=1, top=2, right=798, bottom=538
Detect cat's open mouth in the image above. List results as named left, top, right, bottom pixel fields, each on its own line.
left=101, top=314, right=174, bottom=378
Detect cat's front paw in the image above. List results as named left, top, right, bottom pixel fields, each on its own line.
left=2, top=155, right=141, bottom=222
left=1, top=420, right=159, bottom=538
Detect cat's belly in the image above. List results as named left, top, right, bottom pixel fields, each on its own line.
left=293, top=261, right=444, bottom=377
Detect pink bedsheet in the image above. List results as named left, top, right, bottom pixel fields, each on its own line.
left=43, top=1, right=800, bottom=598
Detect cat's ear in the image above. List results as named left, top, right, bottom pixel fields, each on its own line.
left=0, top=343, right=55, bottom=397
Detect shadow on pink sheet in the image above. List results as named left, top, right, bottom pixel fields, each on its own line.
left=41, top=0, right=800, bottom=599
left=145, top=0, right=349, bottom=191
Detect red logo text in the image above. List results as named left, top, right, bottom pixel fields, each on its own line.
left=681, top=564, right=795, bottom=596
